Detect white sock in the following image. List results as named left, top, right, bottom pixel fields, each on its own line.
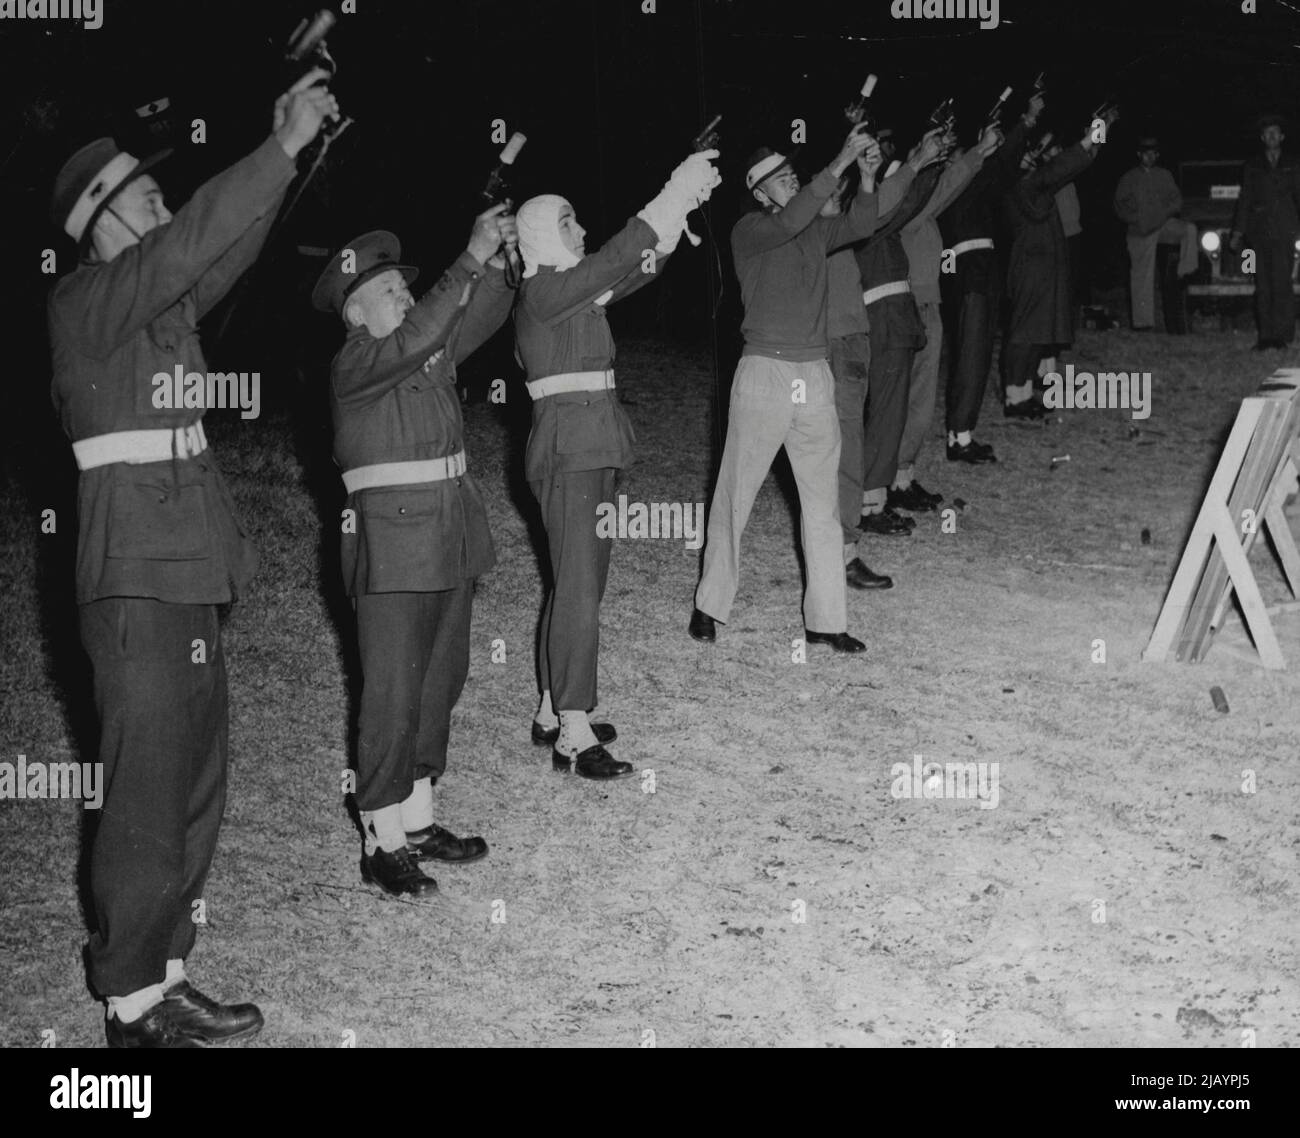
left=1037, top=355, right=1056, bottom=378
left=893, top=466, right=914, bottom=490
left=556, top=710, right=598, bottom=757
left=844, top=542, right=858, bottom=565
left=955, top=431, right=972, bottom=446
left=108, top=982, right=167, bottom=1024
left=1005, top=380, right=1034, bottom=405
left=163, top=958, right=185, bottom=992
left=535, top=689, right=558, bottom=728
left=361, top=804, right=407, bottom=853
left=861, top=488, right=887, bottom=515
left=399, top=777, right=435, bottom=834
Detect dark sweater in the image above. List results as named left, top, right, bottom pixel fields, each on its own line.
left=731, top=165, right=912, bottom=361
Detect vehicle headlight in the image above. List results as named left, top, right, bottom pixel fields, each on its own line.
left=1201, top=230, right=1221, bottom=254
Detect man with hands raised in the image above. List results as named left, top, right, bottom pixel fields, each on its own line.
left=1000, top=105, right=1118, bottom=418
left=48, top=70, right=338, bottom=1047
left=311, top=202, right=517, bottom=897
left=690, top=123, right=888, bottom=654
left=515, top=149, right=721, bottom=779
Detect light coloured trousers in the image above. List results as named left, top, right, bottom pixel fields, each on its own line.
left=1127, top=219, right=1196, bottom=327
left=696, top=355, right=847, bottom=633
left=896, top=300, right=943, bottom=482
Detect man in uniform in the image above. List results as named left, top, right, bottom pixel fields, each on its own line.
left=311, top=207, right=515, bottom=898
left=48, top=72, right=336, bottom=1047
left=690, top=124, right=881, bottom=652
left=513, top=150, right=719, bottom=779
left=1230, top=114, right=1300, bottom=350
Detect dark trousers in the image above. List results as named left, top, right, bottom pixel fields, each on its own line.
left=1155, top=244, right=1187, bottom=334
left=1254, top=237, right=1296, bottom=344
left=831, top=333, right=872, bottom=545
left=943, top=285, right=996, bottom=433
left=1000, top=340, right=1046, bottom=396
left=79, top=598, right=227, bottom=997
left=531, top=467, right=615, bottom=712
left=354, top=585, right=473, bottom=812
left=862, top=344, right=915, bottom=494
left=1066, top=233, right=1086, bottom=315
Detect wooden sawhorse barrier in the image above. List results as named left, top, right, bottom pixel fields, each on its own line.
left=1144, top=369, right=1300, bottom=669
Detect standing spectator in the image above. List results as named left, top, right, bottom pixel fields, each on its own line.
left=1230, top=114, right=1300, bottom=350
left=1113, top=137, right=1195, bottom=333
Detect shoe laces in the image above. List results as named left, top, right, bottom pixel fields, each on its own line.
left=390, top=846, right=425, bottom=880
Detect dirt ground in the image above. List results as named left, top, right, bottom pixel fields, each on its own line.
left=3, top=326, right=1299, bottom=1048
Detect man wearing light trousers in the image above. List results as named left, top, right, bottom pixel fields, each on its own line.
left=689, top=124, right=884, bottom=653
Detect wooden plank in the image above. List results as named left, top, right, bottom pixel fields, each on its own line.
left=1202, top=401, right=1286, bottom=639
left=1146, top=373, right=1300, bottom=668
left=1208, top=503, right=1285, bottom=669
left=1263, top=501, right=1300, bottom=598
left=1181, top=423, right=1273, bottom=655
left=1145, top=402, right=1263, bottom=662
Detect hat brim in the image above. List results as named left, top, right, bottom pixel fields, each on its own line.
left=77, top=147, right=173, bottom=254
left=748, top=149, right=800, bottom=192
left=311, top=260, right=420, bottom=314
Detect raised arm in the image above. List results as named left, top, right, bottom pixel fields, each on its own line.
left=332, top=252, right=487, bottom=408
left=453, top=262, right=514, bottom=366
left=191, top=205, right=281, bottom=321
left=607, top=248, right=674, bottom=305
left=735, top=124, right=878, bottom=257
left=1026, top=142, right=1096, bottom=198
left=733, top=168, right=844, bottom=257
left=51, top=73, right=336, bottom=358
left=50, top=136, right=296, bottom=359
left=525, top=216, right=663, bottom=325
left=911, top=146, right=986, bottom=227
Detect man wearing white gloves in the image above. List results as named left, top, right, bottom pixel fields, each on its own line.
left=515, top=151, right=720, bottom=779
left=690, top=124, right=883, bottom=653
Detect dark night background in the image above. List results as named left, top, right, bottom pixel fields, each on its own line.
left=3, top=0, right=1300, bottom=555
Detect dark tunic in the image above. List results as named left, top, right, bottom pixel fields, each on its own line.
left=940, top=118, right=1032, bottom=296
left=854, top=163, right=946, bottom=350
left=49, top=136, right=296, bottom=604
left=1002, top=143, right=1096, bottom=345
left=330, top=251, right=513, bottom=595
left=1232, top=151, right=1300, bottom=244
left=514, top=215, right=667, bottom=481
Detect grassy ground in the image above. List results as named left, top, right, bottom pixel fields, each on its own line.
left=3, top=326, right=1299, bottom=1047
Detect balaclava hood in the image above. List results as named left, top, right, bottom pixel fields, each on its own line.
left=518, top=194, right=583, bottom=278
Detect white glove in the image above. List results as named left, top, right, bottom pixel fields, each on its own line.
left=638, top=149, right=722, bottom=247
left=669, top=150, right=722, bottom=203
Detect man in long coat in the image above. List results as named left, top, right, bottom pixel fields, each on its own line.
left=999, top=110, right=1115, bottom=417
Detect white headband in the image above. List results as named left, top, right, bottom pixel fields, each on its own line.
left=746, top=152, right=790, bottom=190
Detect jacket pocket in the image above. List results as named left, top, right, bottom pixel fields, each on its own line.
left=358, top=486, right=442, bottom=522
left=555, top=396, right=619, bottom=455
left=106, top=475, right=211, bottom=560
left=356, top=487, right=453, bottom=590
